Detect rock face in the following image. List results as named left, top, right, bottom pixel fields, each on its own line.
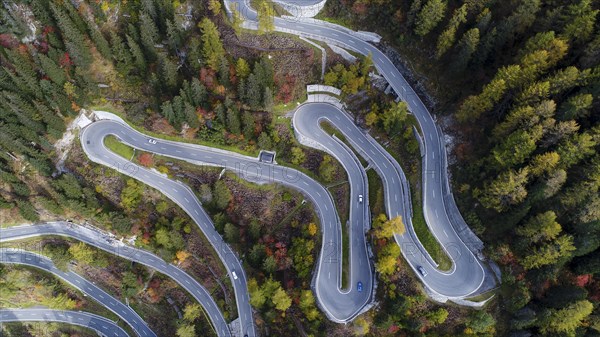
left=273, top=0, right=327, bottom=18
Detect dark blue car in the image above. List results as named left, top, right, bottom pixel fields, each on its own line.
left=357, top=281, right=363, bottom=292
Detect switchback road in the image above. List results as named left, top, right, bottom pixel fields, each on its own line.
left=0, top=221, right=231, bottom=337
left=0, top=309, right=129, bottom=337
left=0, top=248, right=155, bottom=337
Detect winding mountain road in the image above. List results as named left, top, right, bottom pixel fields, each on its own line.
left=0, top=309, right=129, bottom=337
left=0, top=248, right=155, bottom=337
left=294, top=103, right=485, bottom=297
left=230, top=0, right=490, bottom=297
left=2, top=1, right=492, bottom=336
left=0, top=221, right=231, bottom=337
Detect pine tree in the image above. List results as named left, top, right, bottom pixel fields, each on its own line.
left=231, top=4, right=244, bottom=36
left=218, top=57, right=230, bottom=87
left=476, top=168, right=530, bottom=212
left=49, top=3, right=92, bottom=68
left=199, top=18, right=225, bottom=70
left=257, top=132, right=272, bottom=149
left=161, top=55, right=179, bottom=92
left=235, top=58, right=251, bottom=79
left=85, top=18, right=111, bottom=59
left=516, top=211, right=562, bottom=243
left=414, top=0, right=447, bottom=37
left=139, top=14, right=159, bottom=59
left=190, top=78, right=207, bottom=107
left=161, top=100, right=175, bottom=124
left=538, top=300, right=593, bottom=335
left=208, top=0, right=222, bottom=16
left=436, top=4, right=467, bottom=58
left=454, top=28, right=480, bottom=70
left=213, top=180, right=231, bottom=210
left=184, top=103, right=199, bottom=128
left=226, top=108, right=241, bottom=134
left=126, top=34, right=146, bottom=71
left=242, top=111, right=255, bottom=139
left=258, top=1, right=275, bottom=34
left=263, top=87, right=274, bottom=112
left=37, top=53, right=66, bottom=86
left=187, top=37, right=203, bottom=71
left=245, top=73, right=262, bottom=108
left=165, top=19, right=181, bottom=52
left=560, top=0, right=598, bottom=43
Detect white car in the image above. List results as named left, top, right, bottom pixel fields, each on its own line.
left=358, top=194, right=363, bottom=203
left=148, top=139, right=157, bottom=144
left=232, top=271, right=238, bottom=280
left=417, top=266, right=428, bottom=277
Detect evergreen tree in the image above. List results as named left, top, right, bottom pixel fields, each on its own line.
left=190, top=78, right=208, bottom=107
left=213, top=180, right=231, bottom=210
left=226, top=107, right=241, bottom=134
left=258, top=1, right=275, bottom=34
left=199, top=18, right=225, bottom=70
left=49, top=3, right=92, bottom=67
left=110, top=31, right=133, bottom=72
left=263, top=87, right=274, bottom=112
left=160, top=55, right=179, bottom=92
left=126, top=34, right=146, bottom=71
left=476, top=168, right=529, bottom=212
left=454, top=28, right=480, bottom=70
left=436, top=4, right=467, bottom=58
left=414, top=0, right=447, bottom=37
left=242, top=111, right=255, bottom=139
left=139, top=14, right=159, bottom=59
left=37, top=53, right=66, bottom=86
left=218, top=56, right=230, bottom=87
left=236, top=58, right=251, bottom=79
left=516, top=211, right=562, bottom=244
left=257, top=132, right=272, bottom=150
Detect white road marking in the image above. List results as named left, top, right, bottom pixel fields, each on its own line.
left=435, top=209, right=439, bottom=219
left=391, top=73, right=396, bottom=78
left=184, top=197, right=190, bottom=203
left=443, top=230, right=449, bottom=238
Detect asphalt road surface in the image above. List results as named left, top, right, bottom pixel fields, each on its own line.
left=228, top=0, right=488, bottom=296
left=0, top=221, right=231, bottom=337
left=0, top=248, right=155, bottom=337
left=0, top=309, right=129, bottom=337
left=81, top=122, right=258, bottom=336
left=77, top=1, right=488, bottom=331
left=294, top=103, right=486, bottom=297
left=80, top=115, right=369, bottom=324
